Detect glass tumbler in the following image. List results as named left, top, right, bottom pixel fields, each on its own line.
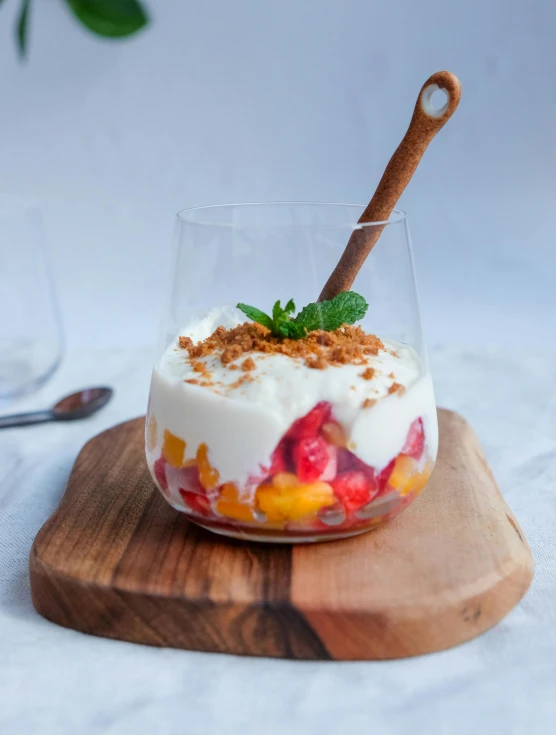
left=146, top=203, right=438, bottom=543
left=0, top=198, right=64, bottom=401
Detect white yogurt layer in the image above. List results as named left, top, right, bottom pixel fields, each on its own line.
left=147, top=305, right=438, bottom=485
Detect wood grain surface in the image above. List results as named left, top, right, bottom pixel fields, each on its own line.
left=29, top=409, right=533, bottom=660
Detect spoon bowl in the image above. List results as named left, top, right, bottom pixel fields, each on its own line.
left=0, top=386, right=114, bottom=429
left=52, top=388, right=113, bottom=421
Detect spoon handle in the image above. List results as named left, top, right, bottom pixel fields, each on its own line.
left=0, top=410, right=53, bottom=429
left=318, top=70, right=461, bottom=301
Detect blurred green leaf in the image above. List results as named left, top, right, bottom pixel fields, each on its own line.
left=16, top=0, right=31, bottom=59
left=64, top=0, right=148, bottom=38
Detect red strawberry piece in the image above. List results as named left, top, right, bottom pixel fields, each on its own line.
left=332, top=471, right=379, bottom=512
left=402, top=418, right=425, bottom=459
left=366, top=466, right=379, bottom=494
left=269, top=439, right=290, bottom=476
left=179, top=466, right=204, bottom=493
left=287, top=401, right=332, bottom=440
left=179, top=489, right=212, bottom=517
left=153, top=457, right=168, bottom=491
left=320, top=444, right=338, bottom=481
left=293, top=436, right=330, bottom=483
left=337, top=448, right=371, bottom=474
left=378, top=458, right=396, bottom=492
left=253, top=438, right=291, bottom=484
left=337, top=449, right=353, bottom=473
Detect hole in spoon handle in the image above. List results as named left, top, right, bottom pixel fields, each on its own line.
left=418, top=70, right=461, bottom=127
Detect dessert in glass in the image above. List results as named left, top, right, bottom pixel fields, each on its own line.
left=146, top=203, right=438, bottom=542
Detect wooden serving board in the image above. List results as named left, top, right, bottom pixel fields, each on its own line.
left=30, top=409, right=533, bottom=660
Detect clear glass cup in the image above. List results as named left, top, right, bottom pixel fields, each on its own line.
left=0, top=197, right=64, bottom=401
left=146, top=203, right=438, bottom=542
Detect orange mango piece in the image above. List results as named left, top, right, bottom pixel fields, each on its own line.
left=216, top=483, right=255, bottom=523
left=272, top=472, right=299, bottom=490
left=412, top=462, right=434, bottom=496
left=388, top=455, right=417, bottom=496
left=162, top=429, right=186, bottom=468
left=256, top=473, right=335, bottom=523
left=197, top=442, right=220, bottom=490
left=389, top=455, right=433, bottom=497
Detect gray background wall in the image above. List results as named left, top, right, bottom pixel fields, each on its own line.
left=2, top=0, right=555, bottom=348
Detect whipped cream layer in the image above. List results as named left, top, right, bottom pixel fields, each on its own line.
left=148, top=306, right=438, bottom=485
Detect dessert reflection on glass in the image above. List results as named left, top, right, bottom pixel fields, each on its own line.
left=146, top=294, right=438, bottom=542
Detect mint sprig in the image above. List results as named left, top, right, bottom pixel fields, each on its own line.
left=237, top=299, right=307, bottom=339
left=237, top=291, right=368, bottom=340
left=294, top=291, right=368, bottom=332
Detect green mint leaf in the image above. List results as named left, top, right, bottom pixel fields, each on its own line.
left=291, top=323, right=308, bottom=339
left=272, top=300, right=293, bottom=334
left=238, top=299, right=306, bottom=339
left=64, top=0, right=148, bottom=38
left=272, top=300, right=284, bottom=324
left=294, top=291, right=368, bottom=332
left=16, top=0, right=31, bottom=59
left=277, top=321, right=306, bottom=340
left=236, top=303, right=274, bottom=331
left=271, top=299, right=295, bottom=323
left=238, top=293, right=366, bottom=340
left=272, top=299, right=305, bottom=339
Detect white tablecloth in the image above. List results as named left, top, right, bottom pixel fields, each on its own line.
left=1, top=346, right=554, bottom=735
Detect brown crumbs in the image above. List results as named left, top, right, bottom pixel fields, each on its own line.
left=388, top=382, right=406, bottom=395
left=306, top=355, right=327, bottom=370
left=229, top=374, right=252, bottom=390
left=192, top=360, right=208, bottom=374
left=221, top=344, right=243, bottom=365
left=181, top=322, right=384, bottom=370
left=185, top=378, right=200, bottom=385
left=388, top=372, right=395, bottom=379
left=360, top=367, right=375, bottom=380
left=241, top=357, right=256, bottom=372
left=179, top=336, right=193, bottom=350
left=363, top=398, right=377, bottom=409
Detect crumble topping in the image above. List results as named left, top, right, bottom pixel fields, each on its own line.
left=241, top=357, right=256, bottom=372
left=180, top=322, right=384, bottom=370
left=388, top=382, right=406, bottom=395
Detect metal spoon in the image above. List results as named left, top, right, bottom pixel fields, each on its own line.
left=0, top=387, right=113, bottom=429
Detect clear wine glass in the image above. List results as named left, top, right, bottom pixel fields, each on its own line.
left=146, top=203, right=438, bottom=542
left=0, top=197, right=64, bottom=402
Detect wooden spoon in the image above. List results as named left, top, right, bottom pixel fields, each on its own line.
left=319, top=70, right=461, bottom=302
